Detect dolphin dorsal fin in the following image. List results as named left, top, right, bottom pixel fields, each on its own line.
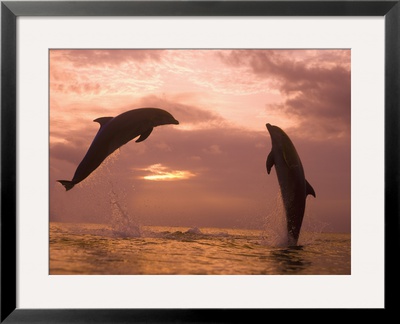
left=93, top=117, right=113, bottom=129
left=135, top=127, right=153, bottom=143
left=306, top=180, right=316, bottom=198
left=266, top=151, right=275, bottom=174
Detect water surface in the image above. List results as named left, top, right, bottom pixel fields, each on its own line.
left=50, top=222, right=350, bottom=275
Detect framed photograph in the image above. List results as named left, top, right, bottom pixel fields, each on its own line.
left=1, top=0, right=398, bottom=321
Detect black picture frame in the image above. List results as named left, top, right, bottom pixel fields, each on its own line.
left=1, top=0, right=398, bottom=322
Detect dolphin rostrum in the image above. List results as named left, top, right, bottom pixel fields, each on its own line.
left=266, top=123, right=316, bottom=246
left=58, top=107, right=179, bottom=191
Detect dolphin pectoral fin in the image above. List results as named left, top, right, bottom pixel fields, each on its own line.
left=57, top=180, right=75, bottom=191
left=94, top=117, right=113, bottom=129
left=306, top=180, right=316, bottom=197
left=266, top=151, right=275, bottom=174
left=135, top=127, right=154, bottom=143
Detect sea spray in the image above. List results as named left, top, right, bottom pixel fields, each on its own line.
left=261, top=192, right=324, bottom=246
left=86, top=149, right=142, bottom=237
left=261, top=191, right=288, bottom=247
left=297, top=204, right=327, bottom=245
left=109, top=188, right=141, bottom=238
left=75, top=149, right=122, bottom=190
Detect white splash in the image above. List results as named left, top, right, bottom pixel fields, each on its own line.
left=261, top=192, right=289, bottom=247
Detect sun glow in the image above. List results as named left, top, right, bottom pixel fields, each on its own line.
left=141, top=164, right=196, bottom=181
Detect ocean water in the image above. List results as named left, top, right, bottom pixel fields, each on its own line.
left=49, top=222, right=350, bottom=275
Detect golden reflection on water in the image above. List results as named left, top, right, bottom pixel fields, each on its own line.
left=49, top=222, right=350, bottom=275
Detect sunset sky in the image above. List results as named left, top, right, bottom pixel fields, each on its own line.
left=49, top=49, right=351, bottom=233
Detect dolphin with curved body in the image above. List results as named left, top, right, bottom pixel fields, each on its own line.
left=57, top=107, right=179, bottom=191
left=265, top=123, right=316, bottom=246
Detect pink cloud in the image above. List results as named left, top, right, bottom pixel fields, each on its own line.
left=49, top=49, right=351, bottom=232
left=51, top=49, right=164, bottom=67
left=219, top=50, right=351, bottom=139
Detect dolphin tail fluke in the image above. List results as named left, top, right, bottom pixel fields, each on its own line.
left=57, top=180, right=75, bottom=191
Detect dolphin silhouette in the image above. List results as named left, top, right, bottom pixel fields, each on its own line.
left=57, top=107, right=179, bottom=191
left=266, top=123, right=316, bottom=246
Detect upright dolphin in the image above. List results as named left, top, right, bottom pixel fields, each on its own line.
left=58, top=107, right=179, bottom=191
left=265, top=123, right=316, bottom=246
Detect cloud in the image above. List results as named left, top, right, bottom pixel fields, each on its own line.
left=49, top=50, right=351, bottom=232
left=203, top=144, right=222, bottom=155
left=50, top=50, right=165, bottom=97
left=219, top=50, right=351, bottom=139
left=51, top=49, right=164, bottom=67
left=136, top=94, right=229, bottom=129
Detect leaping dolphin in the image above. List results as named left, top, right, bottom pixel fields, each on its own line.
left=57, top=107, right=179, bottom=191
left=265, top=123, right=316, bottom=246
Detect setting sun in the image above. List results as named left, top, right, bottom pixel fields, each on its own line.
left=141, top=164, right=196, bottom=181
